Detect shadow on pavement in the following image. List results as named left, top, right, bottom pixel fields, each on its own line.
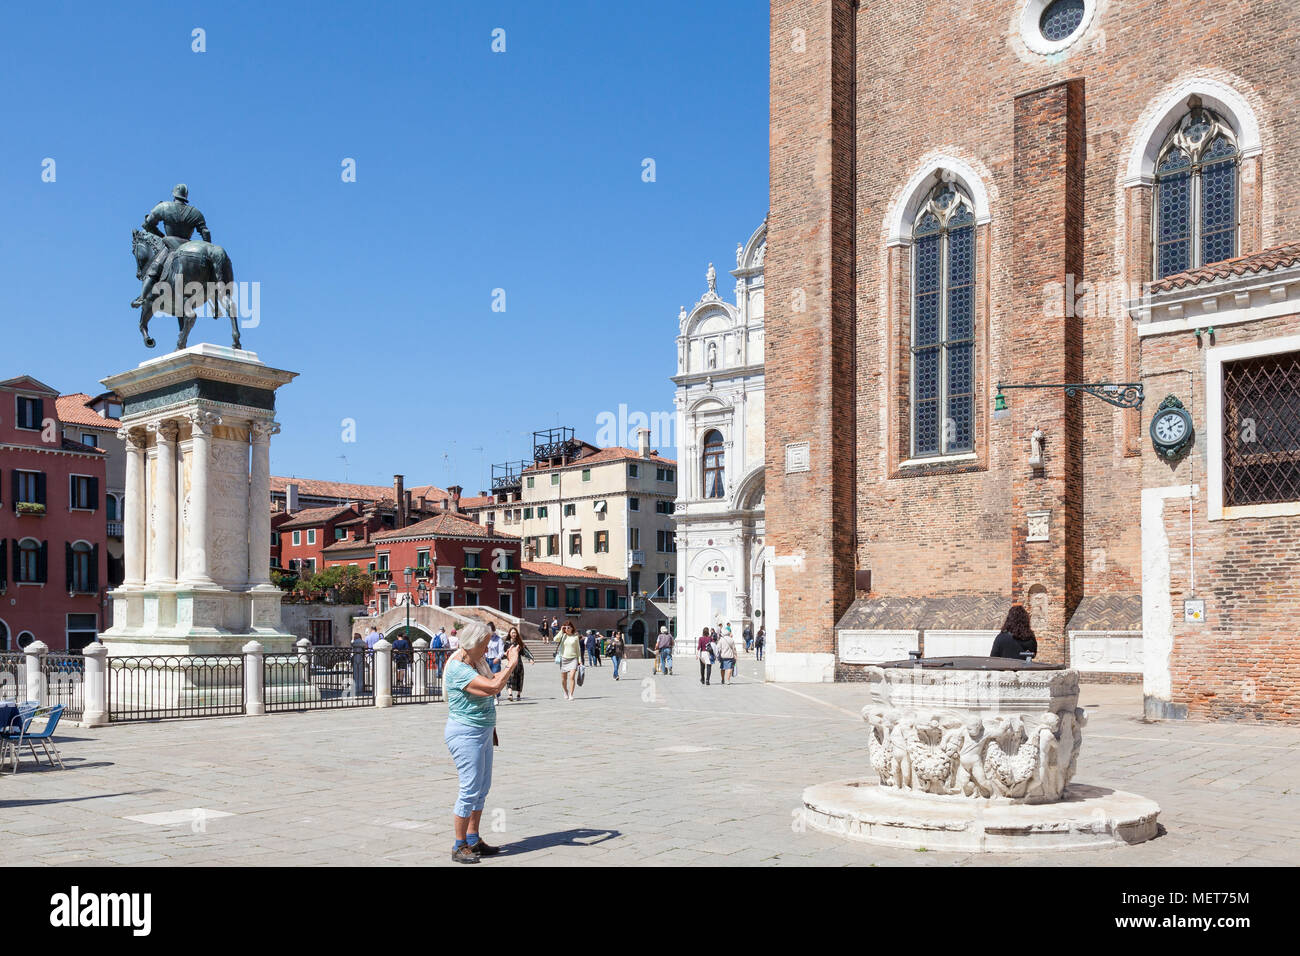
left=0, top=788, right=162, bottom=808
left=499, top=827, right=621, bottom=856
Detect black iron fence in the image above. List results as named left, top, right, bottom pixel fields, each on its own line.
left=392, top=647, right=448, bottom=704
left=265, top=646, right=375, bottom=712
left=0, top=653, right=27, bottom=702
left=108, top=656, right=245, bottom=722
left=41, top=654, right=85, bottom=720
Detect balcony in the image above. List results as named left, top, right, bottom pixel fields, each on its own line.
left=414, top=566, right=432, bottom=579
left=15, top=502, right=45, bottom=517
left=107, top=520, right=123, bottom=537
left=462, top=567, right=484, bottom=581
left=628, top=550, right=645, bottom=568
left=373, top=569, right=392, bottom=583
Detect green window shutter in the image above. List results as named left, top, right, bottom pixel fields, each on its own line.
left=0, top=538, right=6, bottom=587
left=66, top=542, right=74, bottom=591
left=89, top=477, right=99, bottom=510
left=90, top=544, right=99, bottom=592
left=38, top=540, right=48, bottom=583
left=36, top=472, right=46, bottom=506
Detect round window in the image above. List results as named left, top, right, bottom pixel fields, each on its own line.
left=1040, top=0, right=1086, bottom=41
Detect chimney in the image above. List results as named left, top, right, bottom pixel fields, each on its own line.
left=479, top=490, right=487, bottom=498
left=417, top=495, right=427, bottom=512
left=486, top=515, right=495, bottom=536
left=394, top=475, right=406, bottom=528
left=286, top=482, right=299, bottom=514
left=405, top=490, right=413, bottom=521
left=449, top=485, right=462, bottom=513
left=638, top=427, right=651, bottom=459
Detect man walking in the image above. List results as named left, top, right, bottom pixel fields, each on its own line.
left=655, top=625, right=674, bottom=676
left=755, top=626, right=766, bottom=662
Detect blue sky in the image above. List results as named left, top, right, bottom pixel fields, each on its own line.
left=0, top=0, right=768, bottom=492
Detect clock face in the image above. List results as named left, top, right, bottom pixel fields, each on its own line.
left=1154, top=411, right=1188, bottom=444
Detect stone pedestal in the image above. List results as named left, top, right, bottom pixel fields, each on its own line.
left=99, top=345, right=298, bottom=656
left=803, top=659, right=1161, bottom=851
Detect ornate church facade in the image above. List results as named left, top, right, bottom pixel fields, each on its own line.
left=767, top=0, right=1300, bottom=720
left=672, top=218, right=769, bottom=653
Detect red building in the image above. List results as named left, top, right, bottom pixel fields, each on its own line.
left=367, top=513, right=522, bottom=615
left=274, top=505, right=366, bottom=576
left=0, top=376, right=108, bottom=652
left=521, top=561, right=628, bottom=635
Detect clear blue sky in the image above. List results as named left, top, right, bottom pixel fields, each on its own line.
left=0, top=0, right=768, bottom=492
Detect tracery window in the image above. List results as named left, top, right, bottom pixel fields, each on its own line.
left=702, top=430, right=725, bottom=498
left=1155, top=104, right=1238, bottom=278
left=911, top=181, right=976, bottom=458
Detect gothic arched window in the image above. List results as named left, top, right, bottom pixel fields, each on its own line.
left=911, top=180, right=976, bottom=458
left=1155, top=105, right=1238, bottom=279
left=702, top=430, right=725, bottom=499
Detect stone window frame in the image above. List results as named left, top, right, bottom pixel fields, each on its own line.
left=1205, top=333, right=1300, bottom=521
left=1120, top=80, right=1264, bottom=455
left=885, top=160, right=993, bottom=477
left=1019, top=0, right=1097, bottom=57
left=1152, top=105, right=1240, bottom=280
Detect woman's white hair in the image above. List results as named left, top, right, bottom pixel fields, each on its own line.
left=457, top=621, right=492, bottom=651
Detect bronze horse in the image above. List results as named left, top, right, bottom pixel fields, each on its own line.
left=131, top=229, right=240, bottom=350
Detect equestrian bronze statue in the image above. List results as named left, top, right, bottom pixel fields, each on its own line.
left=130, top=184, right=241, bottom=350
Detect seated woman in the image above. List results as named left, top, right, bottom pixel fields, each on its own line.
left=990, top=605, right=1038, bottom=660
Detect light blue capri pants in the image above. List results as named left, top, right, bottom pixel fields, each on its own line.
left=444, top=719, right=494, bottom=817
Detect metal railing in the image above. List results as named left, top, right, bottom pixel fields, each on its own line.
left=108, top=656, right=245, bottom=722
left=41, top=654, right=85, bottom=720
left=0, top=653, right=27, bottom=701
left=265, top=646, right=374, bottom=712
left=392, top=647, right=447, bottom=704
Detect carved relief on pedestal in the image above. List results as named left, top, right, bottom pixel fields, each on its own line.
left=861, top=704, right=1086, bottom=802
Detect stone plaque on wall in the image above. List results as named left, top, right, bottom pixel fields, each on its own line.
left=1027, top=510, right=1050, bottom=542
left=785, top=441, right=810, bottom=474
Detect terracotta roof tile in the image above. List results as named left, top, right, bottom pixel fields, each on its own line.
left=56, top=394, right=119, bottom=430
left=270, top=476, right=447, bottom=504
left=322, top=538, right=376, bottom=554
left=1149, top=242, right=1300, bottom=293
left=523, top=446, right=677, bottom=473
left=458, top=495, right=495, bottom=510
left=277, top=505, right=356, bottom=531
left=372, top=512, right=520, bottom=543
left=521, top=561, right=625, bottom=582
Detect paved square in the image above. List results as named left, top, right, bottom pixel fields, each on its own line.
left=3, top=656, right=1299, bottom=866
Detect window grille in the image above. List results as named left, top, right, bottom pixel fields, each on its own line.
left=1223, top=351, right=1300, bottom=507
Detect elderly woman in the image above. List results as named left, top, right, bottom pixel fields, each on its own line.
left=443, top=622, right=520, bottom=864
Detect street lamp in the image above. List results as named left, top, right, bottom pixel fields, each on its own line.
left=403, top=566, right=414, bottom=640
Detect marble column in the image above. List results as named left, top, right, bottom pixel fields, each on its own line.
left=118, top=426, right=148, bottom=587
left=248, top=420, right=280, bottom=587
left=150, top=420, right=180, bottom=586
left=185, top=410, right=222, bottom=587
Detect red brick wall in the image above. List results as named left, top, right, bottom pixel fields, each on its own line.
left=768, top=0, right=1300, bottom=675
left=766, top=0, right=858, bottom=660
left=1142, top=312, right=1300, bottom=722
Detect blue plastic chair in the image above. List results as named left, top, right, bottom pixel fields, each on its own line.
left=1, top=704, right=61, bottom=773
left=22, top=705, right=65, bottom=770
left=1, top=703, right=38, bottom=773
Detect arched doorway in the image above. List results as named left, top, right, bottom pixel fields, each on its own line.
left=0, top=620, right=8, bottom=651
left=629, top=620, right=646, bottom=647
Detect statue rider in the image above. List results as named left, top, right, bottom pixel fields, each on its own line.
left=131, top=184, right=212, bottom=308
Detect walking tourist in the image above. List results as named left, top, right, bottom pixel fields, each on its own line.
left=448, top=628, right=460, bottom=651
left=486, top=629, right=504, bottom=675
left=697, top=628, right=714, bottom=684
left=716, top=627, right=738, bottom=685
left=555, top=622, right=583, bottom=700
left=990, top=605, right=1038, bottom=660
left=755, top=626, right=765, bottom=662
left=586, top=630, right=602, bottom=667
left=655, top=625, right=674, bottom=676
left=743, top=624, right=753, bottom=653
left=504, top=626, right=532, bottom=701
left=442, top=623, right=520, bottom=863
left=608, top=630, right=625, bottom=680
left=391, top=630, right=412, bottom=688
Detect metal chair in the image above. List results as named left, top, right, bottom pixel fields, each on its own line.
left=22, top=705, right=65, bottom=770
left=0, top=702, right=40, bottom=774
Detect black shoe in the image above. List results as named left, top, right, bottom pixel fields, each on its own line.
left=452, top=845, right=480, bottom=864
left=469, top=838, right=500, bottom=856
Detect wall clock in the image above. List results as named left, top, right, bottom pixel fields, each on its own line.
left=1150, top=395, right=1194, bottom=459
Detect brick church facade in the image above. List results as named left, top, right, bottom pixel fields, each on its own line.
left=765, top=0, right=1300, bottom=720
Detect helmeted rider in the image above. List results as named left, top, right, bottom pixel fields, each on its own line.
left=131, top=184, right=212, bottom=308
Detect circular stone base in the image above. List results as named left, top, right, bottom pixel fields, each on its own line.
left=802, top=780, right=1160, bottom=852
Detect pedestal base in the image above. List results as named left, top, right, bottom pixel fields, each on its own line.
left=801, top=779, right=1160, bottom=852
left=103, top=584, right=294, bottom=656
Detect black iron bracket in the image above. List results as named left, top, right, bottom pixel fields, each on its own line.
left=995, top=382, right=1145, bottom=410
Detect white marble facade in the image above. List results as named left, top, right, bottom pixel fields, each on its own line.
left=673, top=217, right=770, bottom=655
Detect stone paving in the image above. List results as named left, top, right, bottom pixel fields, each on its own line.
left=2, top=654, right=1299, bottom=866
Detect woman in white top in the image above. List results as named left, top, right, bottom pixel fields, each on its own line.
left=554, top=622, right=583, bottom=701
